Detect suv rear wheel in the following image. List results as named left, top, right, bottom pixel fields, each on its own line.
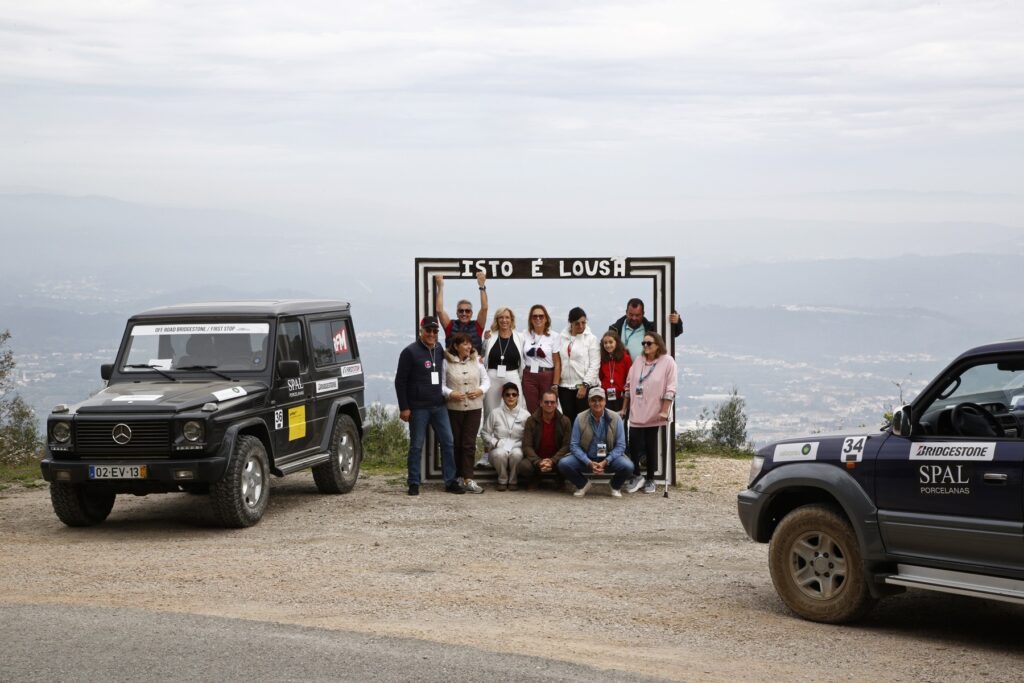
left=211, top=435, right=269, bottom=528
left=312, top=414, right=362, bottom=494
left=768, top=504, right=875, bottom=623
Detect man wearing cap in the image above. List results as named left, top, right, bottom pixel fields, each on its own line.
left=395, top=316, right=463, bottom=496
left=558, top=386, right=633, bottom=498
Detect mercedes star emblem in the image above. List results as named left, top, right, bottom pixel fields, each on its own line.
left=112, top=423, right=133, bottom=445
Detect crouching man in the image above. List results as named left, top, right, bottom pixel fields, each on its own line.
left=518, top=389, right=571, bottom=489
left=557, top=387, right=633, bottom=498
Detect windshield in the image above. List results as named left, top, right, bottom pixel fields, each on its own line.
left=122, top=322, right=270, bottom=374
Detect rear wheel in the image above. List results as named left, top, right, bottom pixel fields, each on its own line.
left=50, top=483, right=115, bottom=527
left=210, top=435, right=269, bottom=528
left=768, top=504, right=875, bottom=623
left=312, top=414, right=362, bottom=494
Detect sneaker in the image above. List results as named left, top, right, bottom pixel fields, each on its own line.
left=625, top=476, right=646, bottom=494
left=408, top=484, right=420, bottom=496
left=444, top=481, right=465, bottom=494
left=463, top=479, right=484, bottom=494
left=572, top=481, right=592, bottom=498
left=610, top=487, right=622, bottom=498
left=643, top=480, right=657, bottom=494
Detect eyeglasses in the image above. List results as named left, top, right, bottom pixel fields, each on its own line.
left=641, top=340, right=654, bottom=346
left=423, top=328, right=439, bottom=334
left=503, top=392, right=519, bottom=398
left=531, top=314, right=545, bottom=319
left=457, top=309, right=472, bottom=314
left=541, top=400, right=557, bottom=405
left=525, top=347, right=546, bottom=358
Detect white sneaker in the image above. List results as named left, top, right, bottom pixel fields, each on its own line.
left=643, top=480, right=657, bottom=494
left=626, top=476, right=646, bottom=494
left=610, top=487, right=622, bottom=498
left=464, top=479, right=484, bottom=494
left=573, top=481, right=592, bottom=498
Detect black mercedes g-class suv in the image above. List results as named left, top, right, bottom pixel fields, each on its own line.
left=739, top=338, right=1024, bottom=622
left=41, top=300, right=365, bottom=528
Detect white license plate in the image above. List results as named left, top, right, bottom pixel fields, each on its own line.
left=88, top=465, right=147, bottom=479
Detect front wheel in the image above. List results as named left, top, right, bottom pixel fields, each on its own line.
left=210, top=435, right=270, bottom=528
left=50, top=483, right=115, bottom=527
left=768, top=504, right=875, bottom=623
left=312, top=414, right=362, bottom=494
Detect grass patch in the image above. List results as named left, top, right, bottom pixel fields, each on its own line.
left=0, top=460, right=44, bottom=489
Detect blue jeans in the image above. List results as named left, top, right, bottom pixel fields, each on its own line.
left=558, top=455, right=635, bottom=490
left=407, top=404, right=457, bottom=486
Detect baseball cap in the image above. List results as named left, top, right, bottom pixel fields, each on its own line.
left=419, top=316, right=440, bottom=330
left=588, top=386, right=606, bottom=400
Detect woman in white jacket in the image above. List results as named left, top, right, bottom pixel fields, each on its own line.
left=482, top=306, right=525, bottom=418
left=482, top=382, right=531, bottom=490
left=556, top=306, right=600, bottom=423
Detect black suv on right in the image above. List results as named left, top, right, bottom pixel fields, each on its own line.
left=739, top=339, right=1024, bottom=622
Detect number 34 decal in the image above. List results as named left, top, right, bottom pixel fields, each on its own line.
left=841, top=436, right=869, bottom=463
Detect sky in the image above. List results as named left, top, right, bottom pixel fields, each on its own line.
left=3, top=0, right=1024, bottom=236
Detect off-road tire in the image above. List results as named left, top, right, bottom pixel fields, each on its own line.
left=210, top=435, right=269, bottom=528
left=49, top=483, right=116, bottom=527
left=768, top=504, right=875, bottom=624
left=312, top=414, right=362, bottom=494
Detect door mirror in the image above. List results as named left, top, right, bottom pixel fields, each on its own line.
left=277, top=360, right=301, bottom=379
left=892, top=405, right=913, bottom=437
left=100, top=364, right=113, bottom=381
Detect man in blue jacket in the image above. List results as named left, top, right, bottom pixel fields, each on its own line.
left=395, top=316, right=462, bottom=496
left=558, top=387, right=634, bottom=498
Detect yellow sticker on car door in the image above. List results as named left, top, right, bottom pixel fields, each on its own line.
left=288, top=405, right=306, bottom=441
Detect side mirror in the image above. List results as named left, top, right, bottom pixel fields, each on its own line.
left=892, top=405, right=913, bottom=437
left=100, top=364, right=113, bottom=381
left=277, top=360, right=301, bottom=379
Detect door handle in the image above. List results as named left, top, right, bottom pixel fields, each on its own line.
left=983, top=473, right=1009, bottom=484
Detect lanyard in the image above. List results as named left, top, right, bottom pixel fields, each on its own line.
left=501, top=406, right=519, bottom=435
left=497, top=334, right=511, bottom=361
left=622, top=324, right=643, bottom=346
left=638, top=361, right=658, bottom=386
left=567, top=335, right=576, bottom=358
left=605, top=359, right=617, bottom=385
left=422, top=340, right=437, bottom=368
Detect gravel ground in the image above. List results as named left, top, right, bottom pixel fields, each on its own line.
left=2, top=457, right=1023, bottom=681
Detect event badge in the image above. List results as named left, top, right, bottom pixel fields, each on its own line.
left=635, top=386, right=644, bottom=397
left=597, top=443, right=607, bottom=459
left=431, top=372, right=440, bottom=385
left=606, top=387, right=617, bottom=401
left=530, top=361, right=539, bottom=373
left=497, top=364, right=507, bottom=378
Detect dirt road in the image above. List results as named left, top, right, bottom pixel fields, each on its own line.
left=2, top=458, right=1022, bottom=681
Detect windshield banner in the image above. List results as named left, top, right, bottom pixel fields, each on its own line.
left=131, top=323, right=270, bottom=336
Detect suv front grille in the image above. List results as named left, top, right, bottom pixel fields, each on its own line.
left=76, top=421, right=171, bottom=457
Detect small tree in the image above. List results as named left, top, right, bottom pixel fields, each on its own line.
left=711, top=386, right=748, bottom=451
left=0, top=330, right=41, bottom=465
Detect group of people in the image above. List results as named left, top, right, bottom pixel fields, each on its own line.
left=394, top=271, right=682, bottom=498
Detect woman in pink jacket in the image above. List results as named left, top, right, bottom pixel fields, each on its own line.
left=620, top=331, right=676, bottom=494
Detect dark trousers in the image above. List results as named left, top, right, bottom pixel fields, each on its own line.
left=558, top=387, right=588, bottom=424
left=629, top=425, right=661, bottom=480
left=447, top=408, right=482, bottom=480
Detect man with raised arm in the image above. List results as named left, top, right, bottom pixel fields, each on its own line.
left=435, top=271, right=488, bottom=354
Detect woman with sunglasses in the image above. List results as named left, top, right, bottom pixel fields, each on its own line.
left=521, top=304, right=561, bottom=414
left=443, top=333, right=490, bottom=494
left=620, top=331, right=677, bottom=494
left=482, top=382, right=531, bottom=490
left=482, top=307, right=525, bottom=420
left=556, top=306, right=600, bottom=423
left=599, top=330, right=632, bottom=413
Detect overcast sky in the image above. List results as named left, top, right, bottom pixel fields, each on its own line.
left=3, top=1, right=1024, bottom=233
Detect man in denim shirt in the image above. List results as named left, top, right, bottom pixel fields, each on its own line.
left=558, top=387, right=634, bottom=498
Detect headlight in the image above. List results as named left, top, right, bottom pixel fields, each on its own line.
left=747, top=455, right=765, bottom=487
left=183, top=421, right=204, bottom=442
left=52, top=422, right=71, bottom=443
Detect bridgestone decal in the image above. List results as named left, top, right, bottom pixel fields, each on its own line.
left=909, top=442, right=996, bottom=461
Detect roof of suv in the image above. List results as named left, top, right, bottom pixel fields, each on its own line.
left=131, top=300, right=351, bottom=318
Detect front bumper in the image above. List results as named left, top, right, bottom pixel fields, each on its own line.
left=41, top=456, right=228, bottom=486
left=737, top=487, right=767, bottom=542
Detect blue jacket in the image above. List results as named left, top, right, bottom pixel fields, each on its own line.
left=568, top=409, right=626, bottom=467
left=395, top=339, right=446, bottom=411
